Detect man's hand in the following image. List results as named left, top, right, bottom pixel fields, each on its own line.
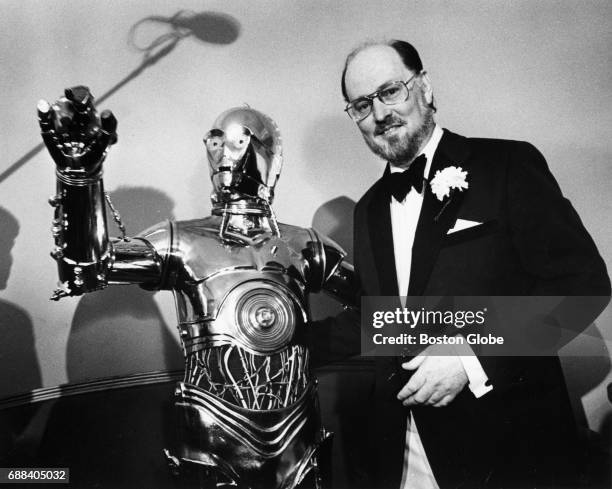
left=397, top=345, right=468, bottom=407
left=37, top=86, right=117, bottom=176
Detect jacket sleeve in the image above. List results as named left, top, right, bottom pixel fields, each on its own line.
left=479, top=141, right=610, bottom=386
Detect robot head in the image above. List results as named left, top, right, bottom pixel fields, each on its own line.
left=204, top=107, right=283, bottom=204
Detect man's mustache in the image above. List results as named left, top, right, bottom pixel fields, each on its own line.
left=374, top=117, right=405, bottom=136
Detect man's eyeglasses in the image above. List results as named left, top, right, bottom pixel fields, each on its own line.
left=344, top=75, right=418, bottom=122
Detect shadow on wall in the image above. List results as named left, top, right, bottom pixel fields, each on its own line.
left=0, top=207, right=41, bottom=398
left=130, top=10, right=241, bottom=48
left=0, top=207, right=42, bottom=461
left=0, top=10, right=241, bottom=186
left=66, top=187, right=183, bottom=383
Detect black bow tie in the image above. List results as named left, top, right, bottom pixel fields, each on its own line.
left=384, top=154, right=427, bottom=201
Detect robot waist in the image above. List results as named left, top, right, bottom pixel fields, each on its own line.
left=173, top=381, right=326, bottom=488
left=176, top=380, right=319, bottom=455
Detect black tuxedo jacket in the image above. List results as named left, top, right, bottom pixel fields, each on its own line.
left=352, top=130, right=610, bottom=488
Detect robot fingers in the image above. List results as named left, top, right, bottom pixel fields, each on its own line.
left=100, top=110, right=118, bottom=145
left=83, top=109, right=118, bottom=166
left=37, top=99, right=55, bottom=131
left=64, top=85, right=94, bottom=111
left=37, top=99, right=65, bottom=165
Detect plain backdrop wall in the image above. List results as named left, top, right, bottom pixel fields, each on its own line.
left=1, top=0, right=611, bottom=434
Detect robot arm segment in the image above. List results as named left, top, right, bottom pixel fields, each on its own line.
left=48, top=174, right=112, bottom=299
left=307, top=229, right=359, bottom=310
left=119, top=220, right=174, bottom=290
left=321, top=260, right=359, bottom=310
left=109, top=237, right=165, bottom=287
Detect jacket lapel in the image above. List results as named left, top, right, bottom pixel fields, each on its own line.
left=409, top=130, right=471, bottom=295
left=367, top=170, right=399, bottom=296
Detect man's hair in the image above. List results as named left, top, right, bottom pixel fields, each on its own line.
left=340, top=39, right=424, bottom=102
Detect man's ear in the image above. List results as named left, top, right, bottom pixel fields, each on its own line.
left=420, top=71, right=434, bottom=105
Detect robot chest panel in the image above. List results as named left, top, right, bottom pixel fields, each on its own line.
left=176, top=232, right=309, bottom=282
left=172, top=234, right=312, bottom=339
left=175, top=270, right=309, bottom=354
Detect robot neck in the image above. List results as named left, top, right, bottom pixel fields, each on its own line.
left=212, top=199, right=281, bottom=240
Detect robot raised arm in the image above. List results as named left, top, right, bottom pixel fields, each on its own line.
left=38, top=86, right=164, bottom=299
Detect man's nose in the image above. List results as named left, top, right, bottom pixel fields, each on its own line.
left=371, top=97, right=391, bottom=121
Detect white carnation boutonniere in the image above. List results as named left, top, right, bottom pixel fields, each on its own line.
left=430, top=166, right=469, bottom=200
left=430, top=166, right=469, bottom=220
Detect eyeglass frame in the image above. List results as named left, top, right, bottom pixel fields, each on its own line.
left=344, top=74, right=419, bottom=122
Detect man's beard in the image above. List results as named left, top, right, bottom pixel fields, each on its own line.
left=364, top=110, right=435, bottom=166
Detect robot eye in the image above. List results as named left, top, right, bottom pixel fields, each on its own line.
left=204, top=129, right=225, bottom=148
left=205, top=135, right=224, bottom=151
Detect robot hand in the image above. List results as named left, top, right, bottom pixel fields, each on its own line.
left=37, top=86, right=117, bottom=178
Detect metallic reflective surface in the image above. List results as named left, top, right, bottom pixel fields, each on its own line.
left=43, top=98, right=358, bottom=488
left=322, top=261, right=358, bottom=307
left=204, top=106, right=283, bottom=205
left=130, top=219, right=347, bottom=487
left=172, top=381, right=330, bottom=489
left=49, top=177, right=113, bottom=299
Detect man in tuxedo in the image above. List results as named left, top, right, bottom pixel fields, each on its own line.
left=341, top=40, right=610, bottom=488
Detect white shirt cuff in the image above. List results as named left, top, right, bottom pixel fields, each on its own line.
left=453, top=338, right=493, bottom=398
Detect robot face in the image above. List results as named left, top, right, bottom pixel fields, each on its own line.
left=205, top=126, right=252, bottom=171
left=204, top=107, right=283, bottom=204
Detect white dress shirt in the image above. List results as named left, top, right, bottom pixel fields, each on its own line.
left=389, top=125, right=492, bottom=489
